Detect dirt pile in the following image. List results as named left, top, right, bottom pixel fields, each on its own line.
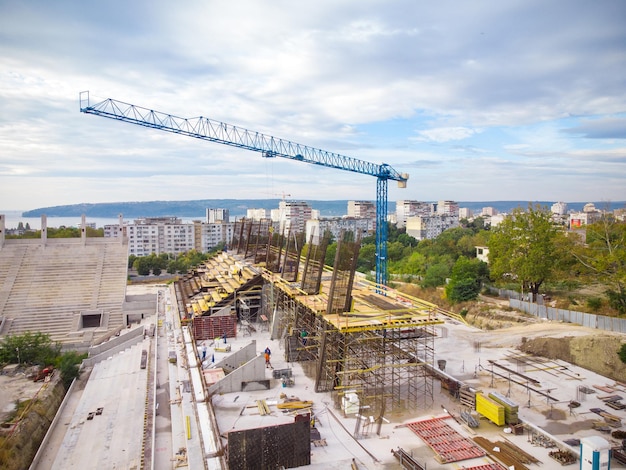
left=519, top=334, right=626, bottom=383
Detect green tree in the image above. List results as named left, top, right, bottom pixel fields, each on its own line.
left=421, top=261, right=451, bottom=288
left=0, top=332, right=60, bottom=365
left=487, top=204, right=572, bottom=299
left=133, top=257, right=151, bottom=276
left=574, top=215, right=626, bottom=314
left=56, top=351, right=86, bottom=389
left=356, top=243, right=376, bottom=273
left=445, top=257, right=490, bottom=303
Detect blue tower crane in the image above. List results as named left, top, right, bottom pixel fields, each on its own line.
left=79, top=91, right=408, bottom=286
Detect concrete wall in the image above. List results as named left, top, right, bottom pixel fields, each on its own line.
left=214, top=340, right=257, bottom=372
left=209, top=354, right=267, bottom=395
left=84, top=326, right=146, bottom=367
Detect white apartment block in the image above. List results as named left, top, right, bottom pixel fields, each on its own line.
left=124, top=217, right=194, bottom=257
left=193, top=220, right=235, bottom=252
left=569, top=210, right=603, bottom=228
left=207, top=208, right=229, bottom=223
left=405, top=213, right=459, bottom=241
left=458, top=207, right=473, bottom=219
left=246, top=208, right=270, bottom=220
left=276, top=201, right=313, bottom=234
left=104, top=215, right=235, bottom=256
left=347, top=200, right=376, bottom=219
left=396, top=200, right=433, bottom=228
left=481, top=207, right=498, bottom=216
left=437, top=200, right=459, bottom=215
left=306, top=217, right=374, bottom=245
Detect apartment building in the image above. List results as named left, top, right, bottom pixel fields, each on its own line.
left=395, top=200, right=433, bottom=228
left=274, top=201, right=313, bottom=234
left=406, top=213, right=459, bottom=241
left=306, top=217, right=374, bottom=245
left=104, top=216, right=234, bottom=256
left=347, top=200, right=376, bottom=219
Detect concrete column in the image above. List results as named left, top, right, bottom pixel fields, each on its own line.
left=118, top=214, right=124, bottom=244
left=41, top=214, right=47, bottom=246
left=0, top=214, right=5, bottom=248
left=81, top=214, right=87, bottom=245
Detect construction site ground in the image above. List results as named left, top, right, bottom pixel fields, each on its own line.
left=3, top=283, right=626, bottom=469
left=209, top=316, right=626, bottom=469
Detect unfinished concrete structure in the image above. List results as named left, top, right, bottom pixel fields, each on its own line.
left=175, top=218, right=445, bottom=418
left=0, top=214, right=132, bottom=348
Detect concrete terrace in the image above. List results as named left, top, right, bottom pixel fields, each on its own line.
left=0, top=236, right=128, bottom=346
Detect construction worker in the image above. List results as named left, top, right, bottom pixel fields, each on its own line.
left=264, top=347, right=272, bottom=368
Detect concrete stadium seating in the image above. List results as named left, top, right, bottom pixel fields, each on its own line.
left=0, top=237, right=128, bottom=347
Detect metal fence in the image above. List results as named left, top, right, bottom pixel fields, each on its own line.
left=509, top=299, right=626, bottom=334
left=484, top=286, right=626, bottom=334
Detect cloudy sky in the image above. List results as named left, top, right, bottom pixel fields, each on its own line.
left=1, top=1, right=625, bottom=211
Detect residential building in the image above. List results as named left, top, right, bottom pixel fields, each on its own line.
left=246, top=208, right=270, bottom=220
left=207, top=208, right=229, bottom=223
left=104, top=214, right=235, bottom=256
left=275, top=200, right=313, bottom=234
left=347, top=201, right=376, bottom=219
left=193, top=220, right=235, bottom=252
left=306, top=217, right=374, bottom=245
left=481, top=207, right=498, bottom=217
left=458, top=207, right=473, bottom=219
left=437, top=200, right=459, bottom=216
left=476, top=246, right=489, bottom=263
left=124, top=217, right=194, bottom=257
left=396, top=200, right=432, bottom=228
left=569, top=208, right=603, bottom=228
left=406, top=213, right=459, bottom=241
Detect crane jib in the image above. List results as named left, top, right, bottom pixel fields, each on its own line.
left=79, top=91, right=408, bottom=287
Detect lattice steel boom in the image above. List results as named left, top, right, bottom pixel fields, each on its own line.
left=79, top=91, right=408, bottom=286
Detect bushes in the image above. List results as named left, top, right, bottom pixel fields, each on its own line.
left=0, top=332, right=86, bottom=390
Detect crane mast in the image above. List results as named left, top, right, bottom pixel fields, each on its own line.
left=79, top=91, right=408, bottom=286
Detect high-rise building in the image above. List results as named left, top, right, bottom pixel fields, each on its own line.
left=276, top=201, right=313, bottom=234
left=306, top=217, right=374, bottom=245
left=458, top=207, right=473, bottom=219
left=207, top=208, right=229, bottom=223
left=437, top=200, right=459, bottom=215
left=104, top=213, right=235, bottom=256
left=347, top=201, right=376, bottom=219
left=395, top=200, right=433, bottom=228
left=247, top=208, right=270, bottom=220
left=406, top=213, right=459, bottom=241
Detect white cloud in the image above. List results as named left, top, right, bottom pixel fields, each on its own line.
left=0, top=0, right=625, bottom=209
left=414, top=127, right=482, bottom=143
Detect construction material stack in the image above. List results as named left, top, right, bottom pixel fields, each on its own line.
left=475, top=392, right=505, bottom=426
left=488, top=391, right=519, bottom=425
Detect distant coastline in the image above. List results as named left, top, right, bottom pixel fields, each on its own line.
left=18, top=199, right=625, bottom=219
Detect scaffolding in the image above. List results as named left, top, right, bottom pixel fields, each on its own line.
left=182, top=224, right=442, bottom=416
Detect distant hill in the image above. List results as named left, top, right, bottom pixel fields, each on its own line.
left=22, top=199, right=625, bottom=218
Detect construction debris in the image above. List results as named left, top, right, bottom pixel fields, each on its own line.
left=548, top=449, right=577, bottom=466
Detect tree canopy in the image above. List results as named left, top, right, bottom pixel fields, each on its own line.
left=487, top=204, right=574, bottom=299
left=574, top=215, right=626, bottom=314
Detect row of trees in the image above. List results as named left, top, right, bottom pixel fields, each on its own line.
left=7, top=226, right=104, bottom=238
left=337, top=204, right=625, bottom=310
left=128, top=242, right=225, bottom=276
